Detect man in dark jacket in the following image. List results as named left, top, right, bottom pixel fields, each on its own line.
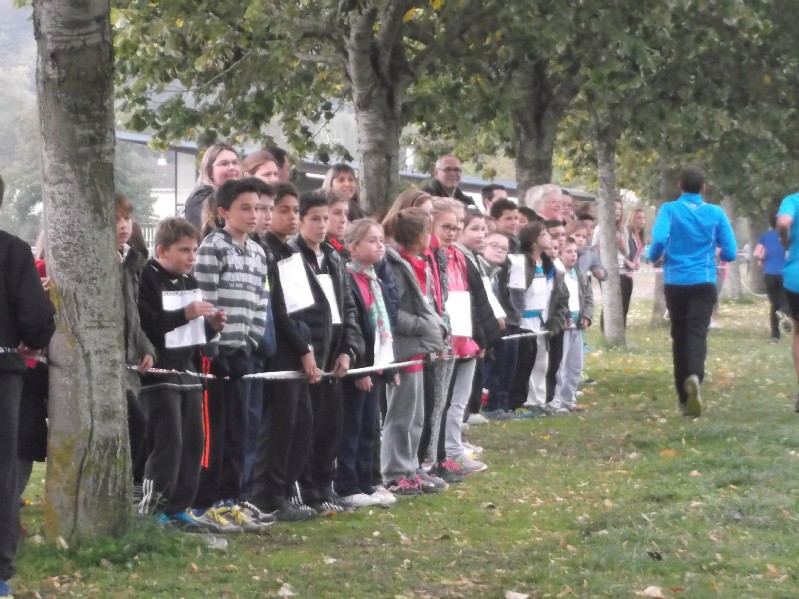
left=0, top=175, right=56, bottom=596
left=423, top=155, right=476, bottom=210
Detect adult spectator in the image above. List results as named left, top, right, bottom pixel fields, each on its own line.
left=648, top=166, right=737, bottom=417
left=560, top=189, right=576, bottom=222
left=481, top=184, right=507, bottom=214
left=754, top=212, right=789, bottom=343
left=524, top=184, right=562, bottom=221
left=423, top=154, right=476, bottom=209
left=266, top=146, right=292, bottom=181
left=0, top=174, right=57, bottom=598
left=183, top=143, right=240, bottom=230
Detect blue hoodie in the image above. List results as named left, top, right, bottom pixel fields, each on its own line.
left=648, top=193, right=737, bottom=285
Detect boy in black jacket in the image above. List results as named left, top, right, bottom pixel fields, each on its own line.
left=290, top=192, right=363, bottom=514
left=136, top=217, right=229, bottom=531
left=251, top=182, right=319, bottom=522
left=0, top=174, right=56, bottom=597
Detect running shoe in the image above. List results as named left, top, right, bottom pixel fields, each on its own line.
left=188, top=507, right=243, bottom=534
left=385, top=477, right=422, bottom=496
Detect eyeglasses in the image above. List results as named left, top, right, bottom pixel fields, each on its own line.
left=439, top=167, right=462, bottom=174
left=439, top=224, right=462, bottom=234
left=214, top=160, right=240, bottom=168
left=486, top=242, right=509, bottom=253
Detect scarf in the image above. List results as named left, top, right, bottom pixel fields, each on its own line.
left=347, top=260, right=393, bottom=348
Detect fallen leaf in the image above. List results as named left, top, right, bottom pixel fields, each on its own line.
left=505, top=592, right=530, bottom=599
left=659, top=449, right=677, bottom=457
left=277, top=582, right=296, bottom=597
left=55, top=536, right=69, bottom=550
left=189, top=563, right=198, bottom=573
left=635, top=586, right=665, bottom=598
left=322, top=556, right=338, bottom=565
left=689, top=470, right=701, bottom=477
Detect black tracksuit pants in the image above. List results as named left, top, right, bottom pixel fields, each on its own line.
left=0, top=374, right=22, bottom=581
left=139, top=381, right=204, bottom=515
left=664, top=283, right=717, bottom=404
left=251, top=359, right=312, bottom=512
left=298, top=379, right=344, bottom=504
left=193, top=360, right=244, bottom=509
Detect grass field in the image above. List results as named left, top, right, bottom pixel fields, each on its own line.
left=12, top=296, right=799, bottom=598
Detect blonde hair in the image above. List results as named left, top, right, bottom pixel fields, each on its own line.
left=431, top=197, right=459, bottom=224
left=626, top=206, right=646, bottom=234
left=196, top=143, right=238, bottom=187
left=344, top=218, right=382, bottom=248
left=391, top=187, right=434, bottom=211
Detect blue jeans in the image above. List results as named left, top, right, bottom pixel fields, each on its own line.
left=239, top=352, right=265, bottom=498
left=485, top=325, right=520, bottom=412
left=334, top=378, right=379, bottom=497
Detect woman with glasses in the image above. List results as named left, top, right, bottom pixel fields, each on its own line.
left=183, top=143, right=241, bottom=230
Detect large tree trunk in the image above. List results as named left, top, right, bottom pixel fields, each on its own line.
left=347, top=5, right=408, bottom=214
left=511, top=61, right=583, bottom=197
left=650, top=164, right=679, bottom=325
left=591, top=110, right=625, bottom=349
left=721, top=197, right=743, bottom=300
left=34, top=0, right=130, bottom=540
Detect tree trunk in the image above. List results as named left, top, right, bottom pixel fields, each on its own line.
left=748, top=217, right=768, bottom=295
left=591, top=110, right=625, bottom=349
left=347, top=6, right=406, bottom=214
left=650, top=164, right=679, bottom=325
left=721, top=197, right=743, bottom=301
left=34, top=0, right=130, bottom=540
left=511, top=61, right=582, bottom=197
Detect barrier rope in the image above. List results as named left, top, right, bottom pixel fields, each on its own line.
left=0, top=330, right=552, bottom=381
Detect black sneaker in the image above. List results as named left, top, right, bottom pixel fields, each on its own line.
left=429, top=460, right=465, bottom=484
left=239, top=500, right=277, bottom=524
left=683, top=375, right=702, bottom=417
left=777, top=310, right=793, bottom=335
left=311, top=500, right=350, bottom=515
left=274, top=502, right=317, bottom=522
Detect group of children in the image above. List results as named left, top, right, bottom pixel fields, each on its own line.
left=16, top=153, right=610, bottom=541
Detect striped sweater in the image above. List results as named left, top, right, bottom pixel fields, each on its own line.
left=194, top=228, right=268, bottom=353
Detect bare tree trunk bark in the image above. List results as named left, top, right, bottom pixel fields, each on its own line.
left=510, top=61, right=583, bottom=197
left=34, top=0, right=130, bottom=540
left=721, top=197, right=743, bottom=301
left=591, top=110, right=625, bottom=349
left=347, top=6, right=407, bottom=214
left=650, top=164, right=679, bottom=325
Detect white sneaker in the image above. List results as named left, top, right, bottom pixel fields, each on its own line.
left=453, top=455, right=488, bottom=474
left=370, top=485, right=397, bottom=507
left=460, top=421, right=470, bottom=431
left=462, top=441, right=484, bottom=455
left=467, top=413, right=489, bottom=426
left=342, top=493, right=382, bottom=508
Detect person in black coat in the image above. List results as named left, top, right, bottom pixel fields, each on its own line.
left=0, top=175, right=56, bottom=593
left=290, top=193, right=363, bottom=512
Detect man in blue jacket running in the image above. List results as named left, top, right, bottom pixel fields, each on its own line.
left=648, top=166, right=737, bottom=417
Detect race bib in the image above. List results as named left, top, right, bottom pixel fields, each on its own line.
left=316, top=274, right=341, bottom=325
left=162, top=289, right=206, bottom=348
left=278, top=253, right=314, bottom=314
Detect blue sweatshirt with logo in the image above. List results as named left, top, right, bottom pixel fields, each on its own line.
left=648, top=193, right=737, bottom=285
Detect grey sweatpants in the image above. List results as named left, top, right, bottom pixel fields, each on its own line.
left=381, top=370, right=424, bottom=482
left=445, top=358, right=476, bottom=460
left=553, top=329, right=583, bottom=408
left=421, top=359, right=455, bottom=464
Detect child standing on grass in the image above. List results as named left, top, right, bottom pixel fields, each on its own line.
left=551, top=236, right=593, bottom=412
left=382, top=208, right=446, bottom=495
left=508, top=221, right=569, bottom=415
left=191, top=178, right=270, bottom=533
left=136, top=217, right=228, bottom=530
left=291, top=192, right=363, bottom=515
left=0, top=174, right=56, bottom=599
left=116, top=193, right=156, bottom=492
left=251, top=182, right=318, bottom=523
left=334, top=219, right=397, bottom=508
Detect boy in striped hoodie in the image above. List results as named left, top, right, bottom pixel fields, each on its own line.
left=191, top=178, right=270, bottom=532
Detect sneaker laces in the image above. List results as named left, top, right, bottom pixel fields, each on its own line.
left=207, top=507, right=234, bottom=526
left=392, top=478, right=418, bottom=491
left=439, top=459, right=463, bottom=473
